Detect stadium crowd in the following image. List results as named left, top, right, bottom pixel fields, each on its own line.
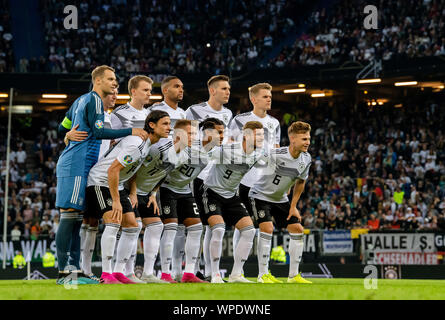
left=30, top=0, right=300, bottom=76
left=270, top=0, right=445, bottom=68
left=1, top=96, right=444, bottom=245
left=0, top=0, right=14, bottom=73
left=281, top=99, right=445, bottom=232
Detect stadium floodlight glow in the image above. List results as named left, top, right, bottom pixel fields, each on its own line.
left=357, top=78, right=381, bottom=84
left=42, top=94, right=67, bottom=99
left=311, top=93, right=325, bottom=97
left=298, top=84, right=305, bottom=88
left=0, top=93, right=8, bottom=98
left=116, top=94, right=130, bottom=100
left=394, top=81, right=417, bottom=86
left=150, top=95, right=163, bottom=100
left=284, top=89, right=306, bottom=93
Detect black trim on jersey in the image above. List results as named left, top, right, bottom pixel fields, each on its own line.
left=158, top=141, right=173, bottom=154
left=235, top=112, right=252, bottom=118
left=188, top=106, right=203, bottom=120
left=112, top=104, right=130, bottom=113
left=234, top=118, right=244, bottom=130
left=138, top=140, right=147, bottom=153
left=102, top=139, right=122, bottom=159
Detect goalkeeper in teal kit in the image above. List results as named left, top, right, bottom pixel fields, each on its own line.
left=55, top=65, right=148, bottom=285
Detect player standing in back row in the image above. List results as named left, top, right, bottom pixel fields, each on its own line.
left=149, top=76, right=186, bottom=137
left=109, top=75, right=154, bottom=283
left=184, top=75, right=233, bottom=281
left=229, top=82, right=281, bottom=279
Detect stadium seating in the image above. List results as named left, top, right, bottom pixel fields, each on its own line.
left=269, top=0, right=445, bottom=68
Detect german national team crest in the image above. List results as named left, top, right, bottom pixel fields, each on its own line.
left=267, top=122, right=273, bottom=131
left=106, top=198, right=113, bottom=207
left=258, top=210, right=266, bottom=218
left=223, top=114, right=229, bottom=124
left=123, top=155, right=133, bottom=164
left=209, top=204, right=217, bottom=212
left=163, top=206, right=171, bottom=214
left=95, top=120, right=104, bottom=129
left=298, top=162, right=305, bottom=172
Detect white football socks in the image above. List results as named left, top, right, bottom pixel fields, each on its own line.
left=172, top=224, right=186, bottom=277
left=231, top=225, right=255, bottom=277
left=184, top=223, right=203, bottom=274
left=209, top=223, right=225, bottom=277
left=101, top=223, right=120, bottom=274
left=124, top=220, right=142, bottom=275
left=113, top=227, right=140, bottom=274
left=143, top=221, right=164, bottom=276
left=159, top=222, right=178, bottom=274
left=81, top=226, right=98, bottom=275
left=288, top=233, right=304, bottom=278
left=257, top=231, right=273, bottom=278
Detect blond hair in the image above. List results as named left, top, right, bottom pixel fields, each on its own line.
left=288, top=121, right=311, bottom=135
left=128, top=75, right=153, bottom=96
left=248, top=82, right=272, bottom=99
left=174, top=119, right=192, bottom=130
left=91, top=65, right=115, bottom=83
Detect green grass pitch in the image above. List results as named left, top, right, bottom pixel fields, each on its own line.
left=1, top=278, right=445, bottom=300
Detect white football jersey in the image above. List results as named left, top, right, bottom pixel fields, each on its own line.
left=98, top=112, right=113, bottom=159
left=149, top=101, right=186, bottom=137
left=110, top=102, right=149, bottom=129
left=162, top=139, right=211, bottom=194
left=135, top=138, right=190, bottom=195
left=249, top=147, right=311, bottom=203
left=228, top=111, right=281, bottom=188
left=185, top=101, right=233, bottom=180
left=87, top=135, right=151, bottom=190
left=204, top=142, right=268, bottom=199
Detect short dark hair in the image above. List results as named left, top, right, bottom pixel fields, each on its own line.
left=144, top=110, right=170, bottom=133
left=161, top=76, right=180, bottom=92
left=199, top=117, right=225, bottom=130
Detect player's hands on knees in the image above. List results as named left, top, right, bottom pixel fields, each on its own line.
left=132, top=128, right=149, bottom=141
left=129, top=193, right=138, bottom=209
left=288, top=207, right=302, bottom=222
left=147, top=194, right=160, bottom=216
left=111, top=200, right=123, bottom=223
left=67, top=124, right=88, bottom=142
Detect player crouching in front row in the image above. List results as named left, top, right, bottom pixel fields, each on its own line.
left=248, top=121, right=312, bottom=284
left=85, top=110, right=171, bottom=284
left=198, top=121, right=267, bottom=283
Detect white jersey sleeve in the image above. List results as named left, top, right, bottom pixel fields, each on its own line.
left=135, top=138, right=176, bottom=195
left=109, top=112, right=123, bottom=130
left=87, top=135, right=151, bottom=190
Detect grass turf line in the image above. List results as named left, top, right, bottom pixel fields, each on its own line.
left=1, top=278, right=445, bottom=300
